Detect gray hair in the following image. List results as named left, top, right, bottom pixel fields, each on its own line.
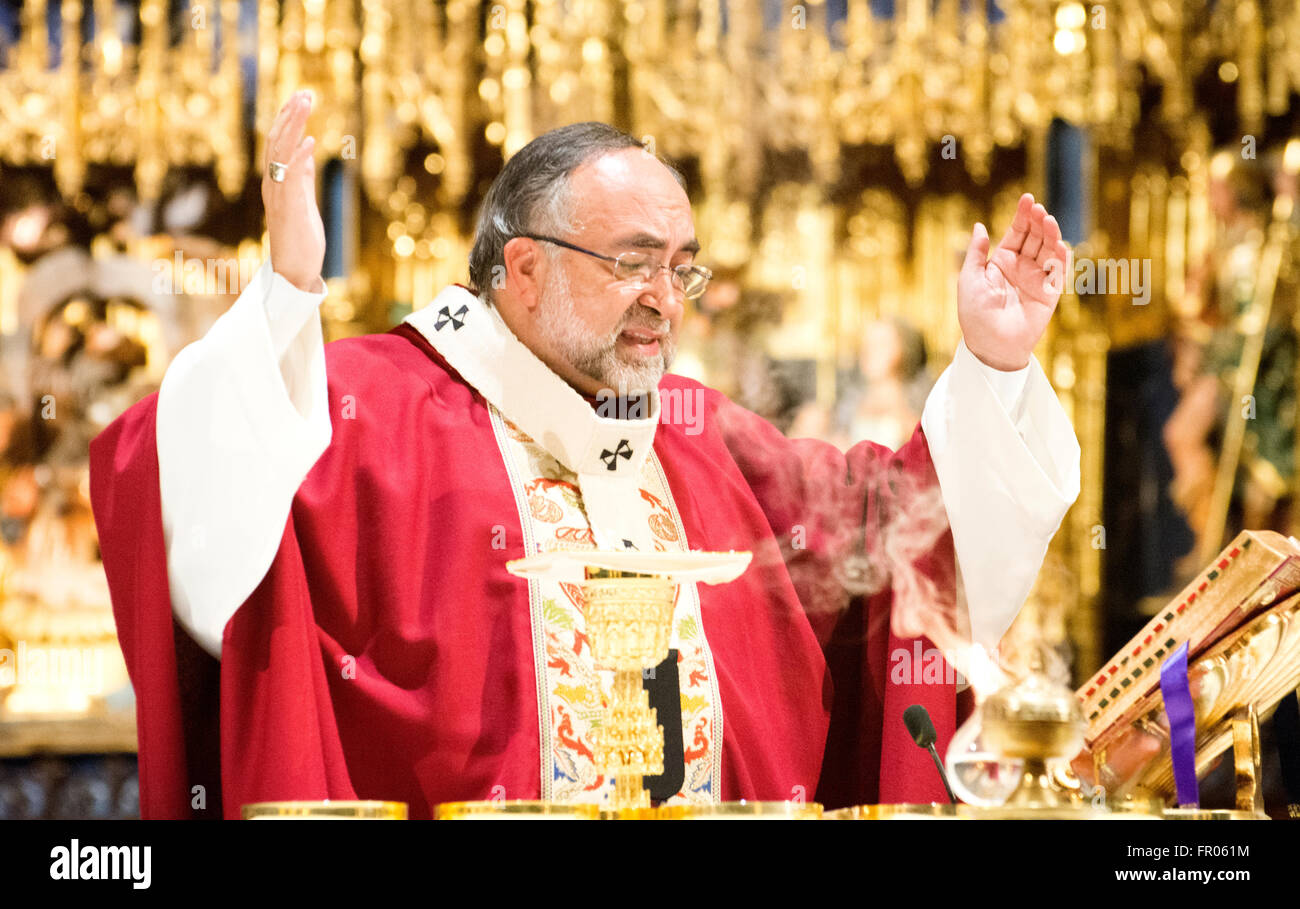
left=467, top=122, right=686, bottom=300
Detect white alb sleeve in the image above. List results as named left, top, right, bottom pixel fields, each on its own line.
left=156, top=261, right=332, bottom=659
left=921, top=338, right=1081, bottom=650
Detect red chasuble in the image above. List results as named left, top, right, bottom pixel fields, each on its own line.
left=90, top=323, right=967, bottom=819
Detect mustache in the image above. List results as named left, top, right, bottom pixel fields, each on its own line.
left=617, top=304, right=670, bottom=336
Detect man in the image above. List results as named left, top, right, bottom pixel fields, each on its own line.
left=90, top=93, right=1080, bottom=819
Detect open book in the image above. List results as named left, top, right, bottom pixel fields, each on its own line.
left=1077, top=530, right=1300, bottom=800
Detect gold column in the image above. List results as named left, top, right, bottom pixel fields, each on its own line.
left=255, top=0, right=281, bottom=173
left=501, top=0, right=532, bottom=157
left=215, top=0, right=247, bottom=197
left=1236, top=0, right=1265, bottom=138
left=576, top=0, right=615, bottom=127
left=135, top=0, right=167, bottom=201
left=438, top=0, right=474, bottom=205
left=359, top=0, right=395, bottom=206
left=54, top=0, right=84, bottom=198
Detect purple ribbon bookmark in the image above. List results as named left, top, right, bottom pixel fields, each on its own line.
left=1159, top=641, right=1199, bottom=808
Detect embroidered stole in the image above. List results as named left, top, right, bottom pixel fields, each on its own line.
left=405, top=287, right=723, bottom=806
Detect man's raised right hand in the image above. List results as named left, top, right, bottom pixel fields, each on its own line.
left=262, top=91, right=326, bottom=294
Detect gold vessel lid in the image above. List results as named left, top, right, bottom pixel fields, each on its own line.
left=825, top=803, right=961, bottom=820
left=241, top=800, right=408, bottom=820
left=657, top=800, right=823, bottom=819
left=434, top=800, right=601, bottom=820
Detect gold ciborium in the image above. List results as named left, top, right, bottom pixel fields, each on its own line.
left=583, top=569, right=675, bottom=812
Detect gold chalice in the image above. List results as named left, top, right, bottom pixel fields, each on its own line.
left=583, top=569, right=675, bottom=811
left=507, top=550, right=752, bottom=814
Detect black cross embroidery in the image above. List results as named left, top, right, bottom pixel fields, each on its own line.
left=434, top=304, right=469, bottom=331
left=600, top=439, right=633, bottom=472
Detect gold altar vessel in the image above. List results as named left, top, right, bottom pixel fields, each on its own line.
left=435, top=801, right=600, bottom=820
left=241, top=801, right=408, bottom=820
left=980, top=664, right=1088, bottom=813
left=663, top=801, right=823, bottom=820
left=582, top=570, right=674, bottom=812
left=825, top=803, right=960, bottom=820
left=505, top=550, right=752, bottom=816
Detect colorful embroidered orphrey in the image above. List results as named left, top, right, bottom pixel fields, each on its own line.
left=491, top=411, right=723, bottom=803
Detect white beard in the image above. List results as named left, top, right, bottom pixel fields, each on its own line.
left=534, top=264, right=675, bottom=396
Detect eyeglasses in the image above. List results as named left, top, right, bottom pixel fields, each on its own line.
left=519, top=234, right=712, bottom=300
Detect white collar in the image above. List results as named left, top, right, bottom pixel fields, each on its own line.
left=404, top=286, right=661, bottom=550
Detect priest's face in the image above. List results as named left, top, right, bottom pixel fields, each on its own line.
left=531, top=147, right=696, bottom=397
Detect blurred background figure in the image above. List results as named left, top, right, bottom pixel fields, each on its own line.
left=834, top=317, right=932, bottom=451
left=1164, top=150, right=1297, bottom=578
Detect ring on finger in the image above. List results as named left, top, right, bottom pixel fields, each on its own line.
left=269, top=160, right=288, bottom=183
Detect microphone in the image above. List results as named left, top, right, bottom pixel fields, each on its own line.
left=903, top=704, right=958, bottom=804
